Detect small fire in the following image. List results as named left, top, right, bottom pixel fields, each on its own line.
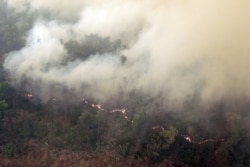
left=152, top=125, right=165, bottom=130
left=81, top=97, right=127, bottom=113
left=111, top=108, right=126, bottom=113
left=25, top=93, right=33, bottom=98
left=81, top=97, right=105, bottom=111
left=179, top=134, right=224, bottom=144
left=179, top=134, right=192, bottom=143
left=184, top=136, right=192, bottom=143
left=81, top=98, right=89, bottom=104
left=91, top=104, right=105, bottom=111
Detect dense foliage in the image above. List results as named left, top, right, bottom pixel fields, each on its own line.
left=0, top=83, right=249, bottom=166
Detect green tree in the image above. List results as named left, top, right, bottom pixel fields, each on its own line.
left=144, top=126, right=178, bottom=163
left=3, top=142, right=17, bottom=158
left=76, top=110, right=106, bottom=149
left=65, top=34, right=125, bottom=62
left=0, top=0, right=34, bottom=56
left=0, top=100, right=8, bottom=134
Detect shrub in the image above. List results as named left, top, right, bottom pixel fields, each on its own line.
left=3, top=142, right=17, bottom=158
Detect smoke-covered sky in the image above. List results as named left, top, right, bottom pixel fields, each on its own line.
left=4, top=0, right=250, bottom=108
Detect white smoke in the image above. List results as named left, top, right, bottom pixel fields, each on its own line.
left=4, top=0, right=250, bottom=108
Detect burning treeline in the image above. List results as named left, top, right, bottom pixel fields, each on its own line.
left=0, top=0, right=250, bottom=166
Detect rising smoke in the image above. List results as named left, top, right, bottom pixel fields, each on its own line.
left=4, top=0, right=250, bottom=109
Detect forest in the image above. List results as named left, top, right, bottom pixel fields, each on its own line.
left=0, top=0, right=250, bottom=166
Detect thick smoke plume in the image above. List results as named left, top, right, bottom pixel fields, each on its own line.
left=4, top=0, right=250, bottom=108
